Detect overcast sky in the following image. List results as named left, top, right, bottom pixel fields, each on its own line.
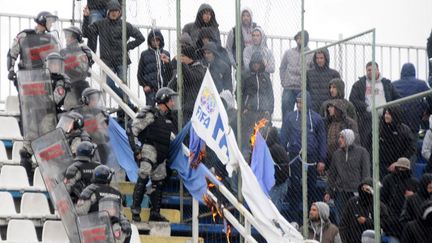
left=1, top=0, right=431, bottom=47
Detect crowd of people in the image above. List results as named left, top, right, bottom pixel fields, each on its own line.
left=5, top=0, right=432, bottom=242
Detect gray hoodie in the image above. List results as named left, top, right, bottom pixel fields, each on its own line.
left=242, top=26, right=275, bottom=73
left=301, top=202, right=342, bottom=243
left=280, top=30, right=314, bottom=89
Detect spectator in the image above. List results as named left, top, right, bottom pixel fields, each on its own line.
left=299, top=202, right=341, bottom=243
left=324, top=129, right=369, bottom=225
left=225, top=7, right=257, bottom=67
left=137, top=29, right=172, bottom=106
left=85, top=0, right=114, bottom=51
left=361, top=230, right=375, bottom=243
left=243, top=27, right=275, bottom=74
left=280, top=30, right=314, bottom=119
left=320, top=78, right=357, bottom=121
left=400, top=200, right=432, bottom=243
left=306, top=48, right=341, bottom=112
left=196, top=27, right=230, bottom=65
left=182, top=3, right=221, bottom=48
left=201, top=42, right=232, bottom=93
left=392, top=63, right=430, bottom=133
left=400, top=173, right=432, bottom=224
left=379, top=107, right=416, bottom=179
left=422, top=115, right=432, bottom=173
left=381, top=157, right=418, bottom=242
left=323, top=100, right=359, bottom=165
left=242, top=52, right=274, bottom=149
left=339, top=178, right=389, bottom=243
left=349, top=61, right=400, bottom=153
left=280, top=91, right=326, bottom=223
left=168, top=45, right=206, bottom=124
left=427, top=30, right=432, bottom=85
left=82, top=1, right=144, bottom=110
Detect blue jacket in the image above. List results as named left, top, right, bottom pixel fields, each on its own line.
left=392, top=63, right=430, bottom=132
left=280, top=92, right=327, bottom=162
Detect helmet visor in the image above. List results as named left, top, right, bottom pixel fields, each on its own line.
left=63, top=30, right=78, bottom=44
left=46, top=57, right=64, bottom=74
left=45, top=16, right=58, bottom=31
left=87, top=92, right=105, bottom=108
left=168, top=95, right=180, bottom=111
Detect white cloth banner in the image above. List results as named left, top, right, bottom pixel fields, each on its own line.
left=191, top=70, right=303, bottom=243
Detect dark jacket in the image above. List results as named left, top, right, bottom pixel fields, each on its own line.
left=379, top=107, right=416, bottom=178
left=263, top=126, right=290, bottom=185
left=202, top=42, right=232, bottom=93
left=82, top=14, right=145, bottom=68
left=381, top=170, right=419, bottom=237
left=320, top=78, right=357, bottom=121
left=340, top=178, right=390, bottom=243
left=400, top=200, right=432, bottom=243
left=392, top=63, right=430, bottom=132
left=428, top=30, right=432, bottom=78
left=242, top=52, right=274, bottom=114
left=137, top=30, right=172, bottom=90
left=196, top=27, right=230, bottom=65
left=280, top=92, right=327, bottom=162
left=400, top=173, right=432, bottom=224
left=349, top=75, right=400, bottom=150
left=182, top=4, right=221, bottom=48
left=306, top=48, right=341, bottom=112
left=324, top=99, right=359, bottom=164
left=87, top=0, right=110, bottom=10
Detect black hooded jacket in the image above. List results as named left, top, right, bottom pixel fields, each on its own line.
left=400, top=173, right=432, bottom=224
left=202, top=42, right=232, bottom=93
left=379, top=106, right=416, bottom=178
left=320, top=78, right=357, bottom=121
left=242, top=52, right=274, bottom=114
left=263, top=125, right=290, bottom=185
left=82, top=3, right=145, bottom=68
left=182, top=4, right=221, bottom=48
left=340, top=178, right=389, bottom=243
left=137, top=29, right=172, bottom=90
left=306, top=48, right=341, bottom=112
left=196, top=27, right=230, bottom=66
left=401, top=200, right=432, bottom=243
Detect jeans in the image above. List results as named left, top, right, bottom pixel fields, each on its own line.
left=106, top=65, right=133, bottom=109
left=282, top=89, right=301, bottom=121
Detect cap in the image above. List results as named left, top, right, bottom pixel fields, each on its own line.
left=394, top=157, right=411, bottom=170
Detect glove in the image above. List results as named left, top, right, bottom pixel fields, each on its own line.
left=8, top=71, right=16, bottom=81
left=120, top=220, right=132, bottom=235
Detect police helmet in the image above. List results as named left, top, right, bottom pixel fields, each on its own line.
left=92, top=165, right=113, bottom=184
left=45, top=52, right=65, bottom=74
left=63, top=26, right=83, bottom=43
left=75, top=141, right=97, bottom=162
left=81, top=87, right=101, bottom=105
left=155, top=87, right=178, bottom=105
left=34, top=11, right=58, bottom=30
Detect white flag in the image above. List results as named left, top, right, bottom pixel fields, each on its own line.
left=191, top=70, right=303, bottom=242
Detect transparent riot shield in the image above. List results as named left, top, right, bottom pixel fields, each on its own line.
left=31, top=128, right=81, bottom=242
left=17, top=69, right=57, bottom=142
left=20, top=32, right=60, bottom=69
left=99, top=197, right=121, bottom=221
left=77, top=211, right=115, bottom=243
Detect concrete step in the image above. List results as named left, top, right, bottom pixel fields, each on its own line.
left=123, top=207, right=181, bottom=223
left=139, top=235, right=204, bottom=243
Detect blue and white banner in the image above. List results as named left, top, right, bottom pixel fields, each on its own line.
left=191, top=70, right=303, bottom=242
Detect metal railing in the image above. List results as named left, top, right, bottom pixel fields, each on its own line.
left=0, top=12, right=428, bottom=123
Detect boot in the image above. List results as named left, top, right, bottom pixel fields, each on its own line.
left=149, top=185, right=168, bottom=222
left=19, top=148, right=33, bottom=185
left=131, top=177, right=148, bottom=222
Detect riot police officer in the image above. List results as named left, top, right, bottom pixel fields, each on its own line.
left=129, top=87, right=178, bottom=222
left=45, top=52, right=72, bottom=112
left=7, top=11, right=60, bottom=86
left=61, top=26, right=93, bottom=111
left=56, top=111, right=92, bottom=154
left=64, top=141, right=100, bottom=202
left=76, top=165, right=131, bottom=242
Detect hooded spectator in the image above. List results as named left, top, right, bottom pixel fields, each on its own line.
left=225, top=7, right=258, bottom=66
left=243, top=27, right=275, bottom=74
left=339, top=178, right=389, bottom=243
left=196, top=27, right=230, bottom=65
left=320, top=78, right=357, bottom=121
left=379, top=106, right=416, bottom=179
left=400, top=173, right=432, bottom=224
left=300, top=202, right=341, bottom=243
left=422, top=115, right=432, bottom=172
left=137, top=29, right=172, bottom=106
left=306, top=48, right=341, bottom=112
left=392, top=63, right=430, bottom=133
left=400, top=200, right=432, bottom=243
left=202, top=42, right=232, bottom=93
left=182, top=3, right=221, bottom=48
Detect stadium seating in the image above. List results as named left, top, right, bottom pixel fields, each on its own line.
left=20, top=192, right=54, bottom=219
left=0, top=165, right=30, bottom=190
left=6, top=219, right=39, bottom=243
left=0, top=117, right=22, bottom=141
left=0, top=191, right=18, bottom=218
left=0, top=96, right=20, bottom=117
left=33, top=167, right=47, bottom=191
left=41, top=220, right=69, bottom=243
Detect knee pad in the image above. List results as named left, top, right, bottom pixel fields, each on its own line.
left=139, top=161, right=152, bottom=179
left=152, top=162, right=167, bottom=181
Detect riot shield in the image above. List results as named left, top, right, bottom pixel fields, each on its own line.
left=62, top=48, right=89, bottom=83
left=17, top=69, right=57, bottom=141
left=31, top=128, right=81, bottom=242
left=20, top=32, right=60, bottom=69
left=77, top=211, right=115, bottom=243
left=99, top=197, right=121, bottom=221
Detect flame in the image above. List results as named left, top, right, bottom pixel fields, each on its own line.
left=226, top=224, right=232, bottom=243
left=250, top=119, right=268, bottom=147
